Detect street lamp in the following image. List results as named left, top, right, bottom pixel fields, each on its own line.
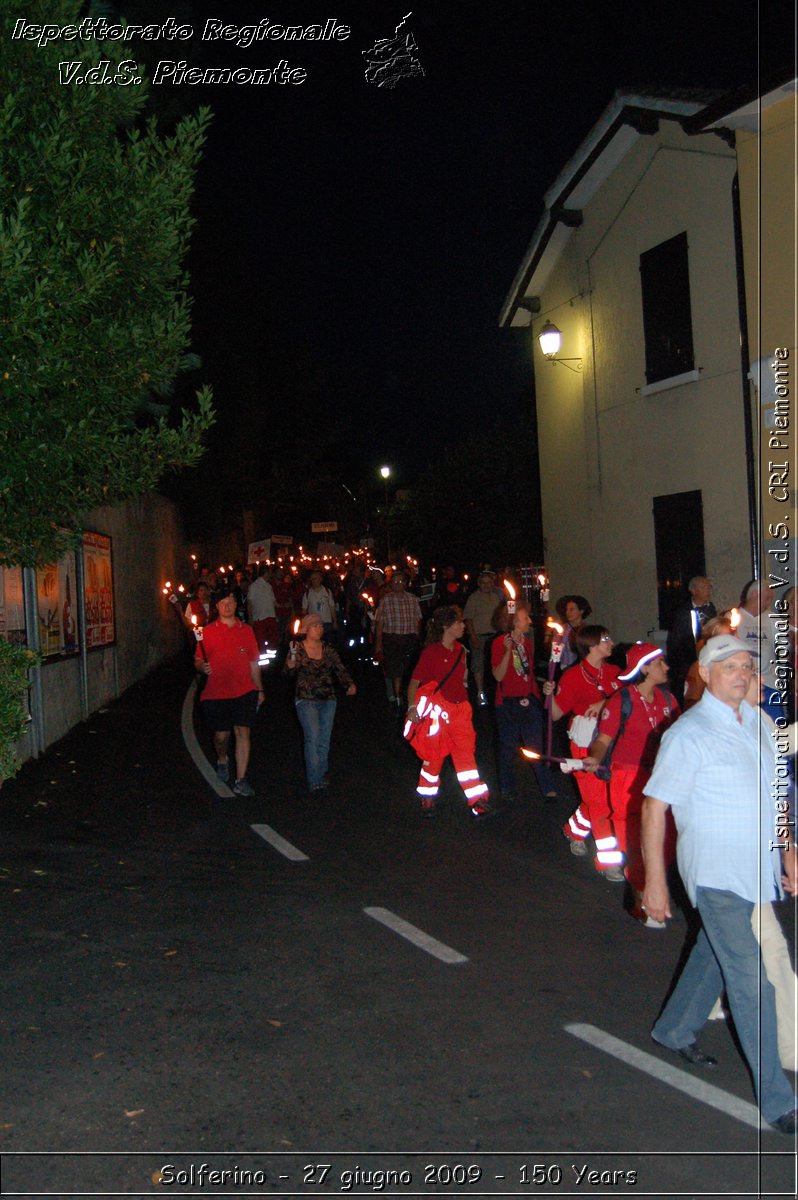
left=379, top=465, right=392, bottom=561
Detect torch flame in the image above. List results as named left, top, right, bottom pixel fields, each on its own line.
left=503, top=579, right=516, bottom=601
left=547, top=619, right=564, bottom=636
left=293, top=618, right=301, bottom=635
left=730, top=607, right=741, bottom=630
left=521, top=749, right=541, bottom=761
left=162, top=587, right=169, bottom=596
left=191, top=613, right=198, bottom=627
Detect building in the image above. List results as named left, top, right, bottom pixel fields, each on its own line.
left=500, top=83, right=796, bottom=640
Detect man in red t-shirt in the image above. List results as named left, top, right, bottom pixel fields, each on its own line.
left=195, top=587, right=263, bottom=797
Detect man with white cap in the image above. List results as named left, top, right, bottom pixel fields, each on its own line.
left=641, top=635, right=798, bottom=1134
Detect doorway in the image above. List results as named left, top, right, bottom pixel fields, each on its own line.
left=652, top=490, right=707, bottom=630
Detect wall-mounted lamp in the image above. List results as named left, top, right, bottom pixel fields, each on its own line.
left=537, top=321, right=582, bottom=372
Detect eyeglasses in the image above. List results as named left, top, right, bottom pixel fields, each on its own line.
left=599, top=635, right=612, bottom=642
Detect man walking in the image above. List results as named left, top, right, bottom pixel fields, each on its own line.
left=641, top=634, right=797, bottom=1133
left=374, top=570, right=422, bottom=710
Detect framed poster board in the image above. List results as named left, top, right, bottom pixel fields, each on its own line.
left=0, top=565, right=25, bottom=645
left=35, top=552, right=78, bottom=658
left=83, top=532, right=115, bottom=649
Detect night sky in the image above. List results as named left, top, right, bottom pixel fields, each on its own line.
left=125, top=0, right=793, bottom=538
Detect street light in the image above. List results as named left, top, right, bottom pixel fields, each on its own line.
left=379, top=465, right=392, bottom=561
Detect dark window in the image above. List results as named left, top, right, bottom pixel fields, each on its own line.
left=640, top=232, right=695, bottom=384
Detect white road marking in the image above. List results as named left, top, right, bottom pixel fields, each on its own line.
left=565, top=1022, right=762, bottom=1129
left=364, top=906, right=469, bottom=964
left=251, top=824, right=310, bottom=862
left=181, top=679, right=233, bottom=798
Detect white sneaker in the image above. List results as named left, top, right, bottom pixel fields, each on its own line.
left=602, top=865, right=626, bottom=883
left=569, top=839, right=589, bottom=857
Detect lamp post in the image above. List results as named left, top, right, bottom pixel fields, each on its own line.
left=380, top=465, right=392, bottom=562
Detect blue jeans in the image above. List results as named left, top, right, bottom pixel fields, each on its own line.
left=295, top=699, right=336, bottom=788
left=652, top=886, right=796, bottom=1123
left=495, top=696, right=558, bottom=797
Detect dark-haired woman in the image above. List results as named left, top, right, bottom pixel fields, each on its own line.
left=492, top=600, right=558, bottom=803
left=555, top=594, right=592, bottom=671
left=544, top=625, right=622, bottom=877
left=406, top=606, right=494, bottom=819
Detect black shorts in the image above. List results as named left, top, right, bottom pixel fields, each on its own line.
left=382, top=633, right=420, bottom=679
left=201, top=691, right=259, bottom=733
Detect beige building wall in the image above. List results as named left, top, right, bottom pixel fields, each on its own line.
left=736, top=93, right=797, bottom=576
left=534, top=124, right=750, bottom=640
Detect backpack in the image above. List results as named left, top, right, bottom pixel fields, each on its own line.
left=595, top=684, right=672, bottom=781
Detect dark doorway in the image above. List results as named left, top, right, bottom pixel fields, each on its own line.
left=652, top=490, right=707, bottom=629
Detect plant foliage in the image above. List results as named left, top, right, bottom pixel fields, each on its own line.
left=0, top=0, right=214, bottom=567
left=0, top=641, right=38, bottom=783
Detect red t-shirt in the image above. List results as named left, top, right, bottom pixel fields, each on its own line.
left=413, top=643, right=468, bottom=705
left=556, top=660, right=621, bottom=716
left=198, top=619, right=259, bottom=701
left=598, top=685, right=679, bottom=771
left=491, top=634, right=541, bottom=702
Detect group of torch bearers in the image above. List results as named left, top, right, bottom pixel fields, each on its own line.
left=161, top=566, right=751, bottom=921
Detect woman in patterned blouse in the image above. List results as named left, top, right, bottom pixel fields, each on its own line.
left=285, top=613, right=356, bottom=792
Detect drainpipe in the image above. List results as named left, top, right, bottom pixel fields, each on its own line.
left=22, top=566, right=45, bottom=757
left=731, top=171, right=759, bottom=578
left=75, top=547, right=89, bottom=720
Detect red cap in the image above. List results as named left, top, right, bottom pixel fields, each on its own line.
left=618, top=642, right=664, bottom=682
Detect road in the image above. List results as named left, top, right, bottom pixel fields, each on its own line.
left=1, top=653, right=795, bottom=1198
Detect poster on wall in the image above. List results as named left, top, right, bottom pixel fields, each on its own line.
left=83, top=532, right=115, bottom=649
left=36, top=552, right=78, bottom=658
left=0, top=566, right=25, bottom=644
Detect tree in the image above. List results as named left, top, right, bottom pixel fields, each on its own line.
left=0, top=0, right=214, bottom=568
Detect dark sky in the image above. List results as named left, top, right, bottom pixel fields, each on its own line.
left=134, top=0, right=793, bottom=508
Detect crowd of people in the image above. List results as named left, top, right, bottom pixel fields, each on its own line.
left=169, top=556, right=797, bottom=1135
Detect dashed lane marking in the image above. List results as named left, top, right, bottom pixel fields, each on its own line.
left=364, top=906, right=469, bottom=964
left=181, top=679, right=232, bottom=798
left=251, top=823, right=310, bottom=862
left=565, top=1022, right=762, bottom=1130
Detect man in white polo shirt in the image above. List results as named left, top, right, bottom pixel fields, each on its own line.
left=641, top=635, right=797, bottom=1134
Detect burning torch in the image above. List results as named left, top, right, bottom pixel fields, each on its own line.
left=544, top=619, right=565, bottom=758
left=191, top=613, right=208, bottom=662
left=503, top=578, right=517, bottom=615
left=521, top=747, right=585, bottom=772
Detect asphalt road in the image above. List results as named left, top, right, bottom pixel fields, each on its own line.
left=1, top=651, right=795, bottom=1199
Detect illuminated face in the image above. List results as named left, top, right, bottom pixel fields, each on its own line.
left=700, top=652, right=755, bottom=708
left=514, top=608, right=531, bottom=633
left=690, top=577, right=712, bottom=605
left=644, top=655, right=669, bottom=685
left=217, top=594, right=237, bottom=619
left=596, top=632, right=614, bottom=657
left=565, top=601, right=583, bottom=625
left=479, top=576, right=495, bottom=592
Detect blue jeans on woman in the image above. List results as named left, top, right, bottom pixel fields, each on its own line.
left=652, top=886, right=796, bottom=1124
left=295, top=698, right=337, bottom=789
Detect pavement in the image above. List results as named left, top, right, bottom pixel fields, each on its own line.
left=2, top=652, right=795, bottom=1198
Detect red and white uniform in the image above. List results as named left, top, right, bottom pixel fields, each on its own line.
left=556, top=660, right=621, bottom=871
left=598, top=685, right=679, bottom=889
left=412, top=643, right=489, bottom=810
left=198, top=619, right=259, bottom=702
